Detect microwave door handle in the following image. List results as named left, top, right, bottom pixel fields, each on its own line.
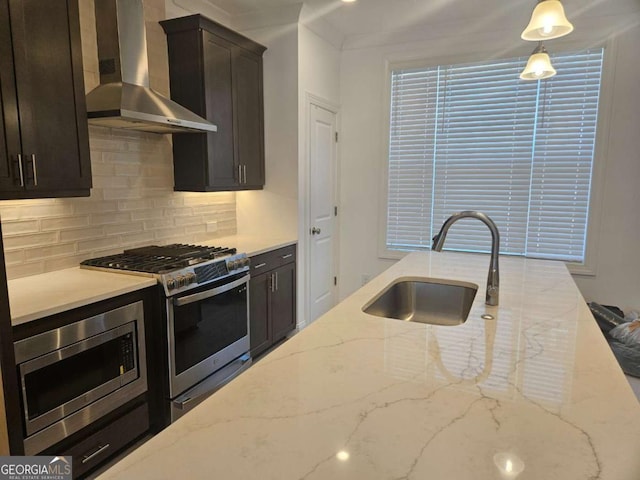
left=174, top=274, right=249, bottom=307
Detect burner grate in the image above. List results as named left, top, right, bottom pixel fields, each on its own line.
left=81, top=244, right=236, bottom=274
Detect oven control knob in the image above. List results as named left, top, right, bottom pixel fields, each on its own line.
left=167, top=278, right=176, bottom=290
left=186, top=273, right=197, bottom=285
left=241, top=257, right=250, bottom=268
left=229, top=260, right=238, bottom=271
left=176, top=275, right=185, bottom=288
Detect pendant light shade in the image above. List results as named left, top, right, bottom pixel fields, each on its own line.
left=521, top=0, right=574, bottom=41
left=520, top=43, right=556, bottom=80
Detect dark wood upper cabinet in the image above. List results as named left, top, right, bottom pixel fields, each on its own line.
left=161, top=15, right=266, bottom=192
left=0, top=0, right=91, bottom=200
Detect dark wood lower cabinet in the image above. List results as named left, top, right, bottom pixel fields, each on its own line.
left=55, top=401, right=149, bottom=479
left=249, top=245, right=297, bottom=358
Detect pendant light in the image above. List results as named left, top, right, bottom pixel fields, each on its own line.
left=520, top=43, right=556, bottom=80
left=521, top=0, right=574, bottom=41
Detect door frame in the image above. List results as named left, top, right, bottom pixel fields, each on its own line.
left=300, top=92, right=340, bottom=328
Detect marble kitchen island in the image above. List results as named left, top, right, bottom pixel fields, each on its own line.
left=99, top=251, right=640, bottom=480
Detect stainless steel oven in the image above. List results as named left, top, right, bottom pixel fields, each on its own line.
left=80, top=244, right=252, bottom=423
left=167, top=273, right=251, bottom=421
left=14, top=301, right=147, bottom=455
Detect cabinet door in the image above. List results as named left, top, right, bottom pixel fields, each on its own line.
left=249, top=272, right=271, bottom=358
left=201, top=32, right=237, bottom=189
left=8, top=0, right=90, bottom=194
left=0, top=0, right=21, bottom=193
left=271, top=262, right=296, bottom=344
left=232, top=49, right=264, bottom=188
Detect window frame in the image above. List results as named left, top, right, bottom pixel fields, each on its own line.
left=377, top=39, right=617, bottom=277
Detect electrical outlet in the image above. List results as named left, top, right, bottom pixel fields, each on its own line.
left=361, top=274, right=372, bottom=286
left=206, top=221, right=218, bottom=233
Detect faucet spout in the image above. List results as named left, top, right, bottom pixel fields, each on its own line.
left=431, top=211, right=500, bottom=306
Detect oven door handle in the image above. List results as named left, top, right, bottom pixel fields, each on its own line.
left=173, top=274, right=250, bottom=307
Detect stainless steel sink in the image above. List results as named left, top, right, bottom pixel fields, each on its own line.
left=362, top=277, right=478, bottom=326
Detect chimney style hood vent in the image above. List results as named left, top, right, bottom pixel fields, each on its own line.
left=86, top=0, right=217, bottom=134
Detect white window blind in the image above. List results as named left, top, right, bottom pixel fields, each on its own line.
left=386, top=49, right=604, bottom=262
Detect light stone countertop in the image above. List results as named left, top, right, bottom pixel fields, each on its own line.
left=8, top=268, right=157, bottom=326
left=7, top=236, right=296, bottom=327
left=99, top=251, right=640, bottom=480
left=204, top=233, right=297, bottom=257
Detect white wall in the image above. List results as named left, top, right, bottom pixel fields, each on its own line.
left=164, top=0, right=232, bottom=25
left=338, top=7, right=640, bottom=313
left=573, top=23, right=640, bottom=311
left=235, top=23, right=299, bottom=240
left=297, top=23, right=341, bottom=326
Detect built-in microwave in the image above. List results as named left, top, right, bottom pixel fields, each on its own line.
left=14, top=301, right=147, bottom=455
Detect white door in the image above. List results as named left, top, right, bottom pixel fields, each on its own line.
left=309, top=104, right=338, bottom=322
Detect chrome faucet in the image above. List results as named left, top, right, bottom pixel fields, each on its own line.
left=431, top=211, right=500, bottom=306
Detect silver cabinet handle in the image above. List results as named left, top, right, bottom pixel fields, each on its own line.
left=82, top=444, right=111, bottom=464
left=243, top=164, right=247, bottom=184
left=16, top=154, right=24, bottom=187
left=31, top=154, right=38, bottom=186
left=275, top=271, right=278, bottom=291
left=310, top=227, right=321, bottom=235
left=281, top=254, right=293, bottom=260
left=254, top=263, right=267, bottom=270
left=238, top=164, right=242, bottom=184
left=270, top=273, right=275, bottom=293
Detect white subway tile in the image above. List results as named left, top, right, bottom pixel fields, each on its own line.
left=104, top=222, right=144, bottom=236
left=143, top=218, right=173, bottom=230
left=154, top=197, right=184, bottom=208
left=185, top=225, right=207, bottom=235
left=3, top=232, right=59, bottom=250
left=0, top=206, right=21, bottom=221
left=59, top=226, right=105, bottom=242
left=114, top=163, right=142, bottom=176
left=164, top=206, right=193, bottom=217
left=154, top=226, right=186, bottom=240
left=129, top=176, right=171, bottom=189
left=3, top=250, right=24, bottom=265
left=41, top=216, right=90, bottom=231
left=90, top=212, right=132, bottom=225
left=6, top=261, right=46, bottom=280
left=103, top=188, right=143, bottom=201
left=120, top=231, right=156, bottom=246
left=25, top=243, right=77, bottom=261
left=17, top=204, right=75, bottom=219
left=118, top=199, right=156, bottom=211
left=77, top=237, right=119, bottom=253
left=44, top=254, right=94, bottom=272
left=131, top=209, right=164, bottom=221
left=174, top=215, right=204, bottom=227
left=1, top=220, right=40, bottom=235
left=92, top=176, right=130, bottom=189
left=91, top=163, right=116, bottom=176
left=73, top=200, right=119, bottom=214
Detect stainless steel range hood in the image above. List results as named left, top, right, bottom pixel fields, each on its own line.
left=86, top=0, right=216, bottom=134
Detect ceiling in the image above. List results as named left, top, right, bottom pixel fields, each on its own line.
left=197, top=0, right=639, bottom=39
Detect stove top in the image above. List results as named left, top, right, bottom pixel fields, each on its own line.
left=81, top=244, right=237, bottom=274
left=80, top=243, right=250, bottom=295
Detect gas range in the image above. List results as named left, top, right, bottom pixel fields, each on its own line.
left=80, top=243, right=250, bottom=296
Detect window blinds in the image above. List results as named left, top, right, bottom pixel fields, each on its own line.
left=386, top=49, right=604, bottom=262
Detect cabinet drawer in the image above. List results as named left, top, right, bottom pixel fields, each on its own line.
left=64, top=403, right=149, bottom=478
left=250, top=244, right=296, bottom=274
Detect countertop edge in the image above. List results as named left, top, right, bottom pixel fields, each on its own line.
left=9, top=268, right=157, bottom=327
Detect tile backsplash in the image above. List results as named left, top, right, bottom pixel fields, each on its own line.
left=0, top=127, right=236, bottom=280
left=0, top=0, right=237, bottom=280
